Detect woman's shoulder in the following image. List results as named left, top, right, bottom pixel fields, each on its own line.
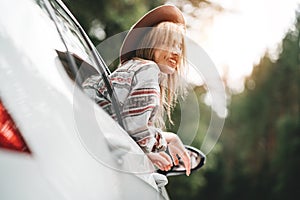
left=132, top=57, right=156, bottom=65
left=123, top=58, right=159, bottom=72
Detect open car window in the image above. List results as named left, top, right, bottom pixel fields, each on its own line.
left=49, top=0, right=97, bottom=68
left=47, top=0, right=100, bottom=85
left=46, top=0, right=124, bottom=127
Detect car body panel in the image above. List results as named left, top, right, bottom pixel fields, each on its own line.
left=0, top=0, right=168, bottom=199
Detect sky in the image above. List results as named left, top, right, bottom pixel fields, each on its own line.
left=184, top=0, right=300, bottom=92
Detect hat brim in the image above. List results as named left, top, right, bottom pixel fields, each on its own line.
left=120, top=5, right=185, bottom=64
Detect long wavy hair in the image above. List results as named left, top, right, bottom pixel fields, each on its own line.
left=135, top=21, right=187, bottom=129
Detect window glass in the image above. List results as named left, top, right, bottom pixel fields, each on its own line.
left=46, top=0, right=123, bottom=127
left=49, top=0, right=97, bottom=67
left=48, top=0, right=100, bottom=83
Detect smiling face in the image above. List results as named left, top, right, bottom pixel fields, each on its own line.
left=135, top=21, right=186, bottom=75
left=154, top=43, right=182, bottom=74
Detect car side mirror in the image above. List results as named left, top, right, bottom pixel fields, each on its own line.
left=157, top=145, right=206, bottom=176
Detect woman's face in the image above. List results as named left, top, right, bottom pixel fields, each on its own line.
left=154, top=44, right=182, bottom=74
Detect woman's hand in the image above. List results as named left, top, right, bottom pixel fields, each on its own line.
left=162, top=132, right=191, bottom=176
left=147, top=152, right=173, bottom=171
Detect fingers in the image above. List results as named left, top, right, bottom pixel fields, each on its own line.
left=169, top=146, right=191, bottom=176
left=153, top=161, right=164, bottom=170
left=148, top=131, right=192, bottom=175
left=170, top=151, right=179, bottom=165
left=154, top=161, right=172, bottom=171
left=148, top=152, right=173, bottom=171
left=159, top=152, right=173, bottom=165
left=181, top=151, right=191, bottom=176
left=157, top=152, right=172, bottom=170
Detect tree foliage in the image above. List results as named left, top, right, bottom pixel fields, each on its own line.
left=64, top=0, right=163, bottom=44
left=64, top=0, right=221, bottom=44
left=167, top=10, right=299, bottom=200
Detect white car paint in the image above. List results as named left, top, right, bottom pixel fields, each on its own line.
left=0, top=0, right=169, bottom=199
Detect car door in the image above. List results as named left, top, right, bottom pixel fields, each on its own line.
left=0, top=0, right=168, bottom=199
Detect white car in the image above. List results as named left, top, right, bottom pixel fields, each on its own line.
left=0, top=0, right=205, bottom=199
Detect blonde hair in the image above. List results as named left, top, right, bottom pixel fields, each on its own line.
left=135, top=21, right=187, bottom=129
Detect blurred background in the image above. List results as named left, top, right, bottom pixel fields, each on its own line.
left=64, top=0, right=300, bottom=199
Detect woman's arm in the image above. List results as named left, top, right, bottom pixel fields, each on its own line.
left=122, top=62, right=167, bottom=153
left=162, top=132, right=191, bottom=176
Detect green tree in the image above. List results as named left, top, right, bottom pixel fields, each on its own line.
left=203, top=10, right=300, bottom=200
left=64, top=0, right=163, bottom=44
left=64, top=0, right=223, bottom=43
left=167, top=8, right=299, bottom=200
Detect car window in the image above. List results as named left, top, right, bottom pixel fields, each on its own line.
left=47, top=0, right=101, bottom=84
left=49, top=0, right=96, bottom=66
left=46, top=0, right=124, bottom=127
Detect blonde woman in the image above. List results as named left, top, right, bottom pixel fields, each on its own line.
left=83, top=5, right=191, bottom=176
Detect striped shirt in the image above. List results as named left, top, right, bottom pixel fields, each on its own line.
left=82, top=59, right=167, bottom=153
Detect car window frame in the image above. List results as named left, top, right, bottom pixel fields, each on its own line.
left=43, top=0, right=124, bottom=128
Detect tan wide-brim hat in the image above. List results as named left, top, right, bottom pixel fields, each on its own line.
left=120, top=5, right=185, bottom=64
